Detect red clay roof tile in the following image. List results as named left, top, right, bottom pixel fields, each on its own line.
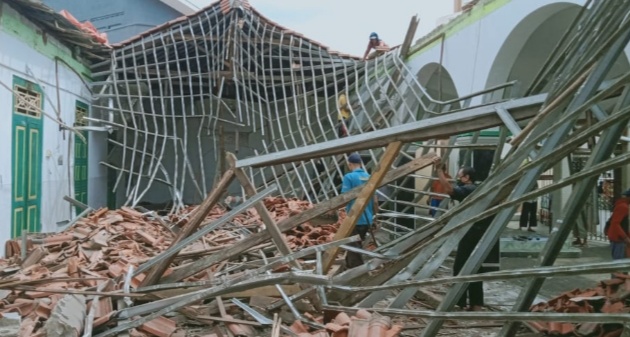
left=139, top=316, right=177, bottom=337
left=385, top=325, right=403, bottom=337
left=528, top=321, right=548, bottom=333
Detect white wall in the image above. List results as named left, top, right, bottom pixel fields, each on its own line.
left=406, top=0, right=586, bottom=100
left=403, top=0, right=630, bottom=229
left=0, top=10, right=101, bottom=247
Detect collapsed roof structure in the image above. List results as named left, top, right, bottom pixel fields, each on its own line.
left=4, top=0, right=110, bottom=61
left=4, top=0, right=630, bottom=336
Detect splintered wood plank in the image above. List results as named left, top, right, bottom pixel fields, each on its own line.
left=322, top=141, right=404, bottom=272
left=21, top=247, right=47, bottom=269
left=139, top=316, right=177, bottom=337
left=226, top=153, right=295, bottom=266
left=224, top=285, right=302, bottom=298
left=140, top=168, right=236, bottom=287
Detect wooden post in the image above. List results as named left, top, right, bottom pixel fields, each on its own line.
left=399, top=15, right=420, bottom=60
left=140, top=167, right=236, bottom=287
left=227, top=153, right=325, bottom=310
left=454, top=0, right=462, bottom=12
left=226, top=153, right=297, bottom=267
left=322, top=141, right=404, bottom=272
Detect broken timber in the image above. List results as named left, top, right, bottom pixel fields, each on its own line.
left=322, top=141, right=403, bottom=272
left=226, top=153, right=296, bottom=267
left=140, top=169, right=236, bottom=286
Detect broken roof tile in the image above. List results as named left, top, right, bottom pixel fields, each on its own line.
left=139, top=316, right=177, bottom=337
left=291, top=320, right=310, bottom=334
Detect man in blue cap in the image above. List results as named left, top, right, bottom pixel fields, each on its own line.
left=363, top=32, right=390, bottom=61
left=342, top=152, right=378, bottom=268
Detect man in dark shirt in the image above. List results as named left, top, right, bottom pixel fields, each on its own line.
left=432, top=156, right=499, bottom=311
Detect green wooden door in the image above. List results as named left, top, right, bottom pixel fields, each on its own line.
left=74, top=101, right=89, bottom=211
left=12, top=76, right=43, bottom=238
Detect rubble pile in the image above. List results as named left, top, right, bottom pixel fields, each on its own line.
left=288, top=310, right=403, bottom=337
left=529, top=274, right=630, bottom=336
left=0, top=198, right=353, bottom=337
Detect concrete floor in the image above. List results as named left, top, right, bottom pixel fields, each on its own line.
left=501, top=221, right=612, bottom=300
left=0, top=314, right=19, bottom=337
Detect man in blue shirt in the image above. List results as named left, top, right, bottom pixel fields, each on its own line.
left=342, top=152, right=378, bottom=268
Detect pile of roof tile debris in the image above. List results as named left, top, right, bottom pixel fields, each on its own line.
left=289, top=310, right=402, bottom=337
left=529, top=274, right=630, bottom=336
left=0, top=198, right=399, bottom=337
left=59, top=9, right=109, bottom=44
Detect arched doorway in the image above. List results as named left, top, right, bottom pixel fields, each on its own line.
left=486, top=2, right=630, bottom=237
left=486, top=2, right=630, bottom=97
left=417, top=62, right=460, bottom=103
left=393, top=63, right=462, bottom=223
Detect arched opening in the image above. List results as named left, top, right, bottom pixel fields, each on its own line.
left=417, top=62, right=459, bottom=103
left=486, top=2, right=630, bottom=97
left=486, top=2, right=630, bottom=237
left=394, top=63, right=462, bottom=223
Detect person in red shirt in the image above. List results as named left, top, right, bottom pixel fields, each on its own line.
left=429, top=163, right=452, bottom=217
left=607, top=189, right=630, bottom=260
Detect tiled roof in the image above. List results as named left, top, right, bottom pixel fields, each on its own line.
left=4, top=0, right=111, bottom=63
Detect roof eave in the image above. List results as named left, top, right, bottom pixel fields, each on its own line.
left=159, top=0, right=198, bottom=15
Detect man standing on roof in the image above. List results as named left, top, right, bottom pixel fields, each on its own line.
left=363, top=32, right=390, bottom=61
left=432, top=156, right=500, bottom=312
left=342, top=153, right=379, bottom=268
left=607, top=189, right=630, bottom=260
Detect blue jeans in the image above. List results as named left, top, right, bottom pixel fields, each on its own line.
left=611, top=241, right=626, bottom=260
left=430, top=198, right=443, bottom=217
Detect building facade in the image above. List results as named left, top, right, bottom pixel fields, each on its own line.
left=406, top=0, right=630, bottom=235
left=0, top=0, right=109, bottom=245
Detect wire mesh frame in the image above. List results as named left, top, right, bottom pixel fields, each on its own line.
left=89, top=3, right=515, bottom=212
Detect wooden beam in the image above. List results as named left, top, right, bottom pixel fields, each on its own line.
left=226, top=152, right=297, bottom=267
left=400, top=15, right=420, bottom=60
left=162, top=152, right=437, bottom=283
left=140, top=168, right=236, bottom=287
left=195, top=315, right=263, bottom=326
left=322, top=141, right=404, bottom=272
left=224, top=285, right=301, bottom=298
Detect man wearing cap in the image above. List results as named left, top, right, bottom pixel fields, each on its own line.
left=607, top=189, right=630, bottom=260
left=363, top=32, right=390, bottom=61
left=342, top=152, right=379, bottom=268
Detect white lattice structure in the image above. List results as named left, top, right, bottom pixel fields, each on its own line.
left=91, top=0, right=511, bottom=213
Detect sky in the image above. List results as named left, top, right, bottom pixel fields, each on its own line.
left=186, top=0, right=456, bottom=57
